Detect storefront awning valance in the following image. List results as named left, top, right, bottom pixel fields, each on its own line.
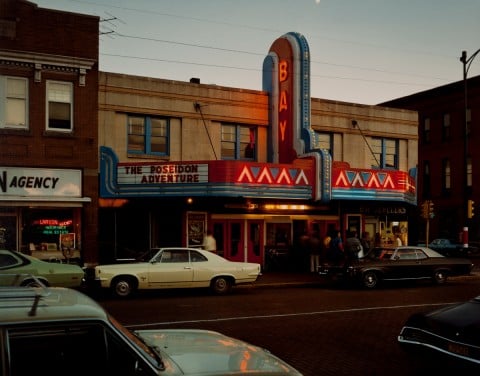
left=0, top=196, right=91, bottom=207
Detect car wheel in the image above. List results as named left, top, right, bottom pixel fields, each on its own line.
left=112, top=276, right=137, bottom=298
left=362, top=271, right=379, bottom=289
left=211, top=276, right=232, bottom=295
left=433, top=269, right=448, bottom=285
left=21, top=279, right=48, bottom=288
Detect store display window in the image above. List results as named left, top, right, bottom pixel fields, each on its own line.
left=22, top=208, right=81, bottom=263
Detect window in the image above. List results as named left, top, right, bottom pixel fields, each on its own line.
left=221, top=124, right=256, bottom=160
left=423, top=117, right=430, bottom=144
left=47, top=81, right=73, bottom=131
left=442, top=113, right=450, bottom=141
left=0, top=76, right=28, bottom=129
left=314, top=131, right=333, bottom=155
left=371, top=138, right=398, bottom=169
left=127, top=115, right=169, bottom=156
left=467, top=156, right=472, bottom=187
left=442, top=158, right=451, bottom=192
left=423, top=161, right=431, bottom=198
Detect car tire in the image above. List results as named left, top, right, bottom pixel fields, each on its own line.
left=21, top=279, right=48, bottom=288
left=433, top=269, right=448, bottom=285
left=112, top=276, right=137, bottom=298
left=362, top=271, right=379, bottom=289
left=211, top=276, right=232, bottom=295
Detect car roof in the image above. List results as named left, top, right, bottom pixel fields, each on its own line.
left=371, top=245, right=444, bottom=258
left=0, top=286, right=109, bottom=325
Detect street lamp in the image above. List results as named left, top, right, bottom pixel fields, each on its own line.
left=460, top=49, right=480, bottom=246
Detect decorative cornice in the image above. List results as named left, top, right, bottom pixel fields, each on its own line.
left=0, top=49, right=96, bottom=86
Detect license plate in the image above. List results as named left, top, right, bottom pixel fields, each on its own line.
left=448, top=343, right=469, bottom=356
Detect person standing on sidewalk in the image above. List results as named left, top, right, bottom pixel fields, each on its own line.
left=309, top=231, right=321, bottom=273
left=203, top=229, right=217, bottom=253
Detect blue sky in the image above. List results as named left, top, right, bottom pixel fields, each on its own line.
left=35, top=0, right=480, bottom=105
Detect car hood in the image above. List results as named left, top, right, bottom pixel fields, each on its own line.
left=136, top=329, right=302, bottom=375
left=406, top=296, right=480, bottom=345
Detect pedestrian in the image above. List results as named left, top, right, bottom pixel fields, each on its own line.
left=309, top=231, right=321, bottom=273
left=395, top=234, right=402, bottom=246
left=203, top=229, right=217, bottom=253
left=327, top=230, right=344, bottom=265
left=345, top=230, right=362, bottom=262
left=360, top=231, right=371, bottom=257
left=322, top=232, right=332, bottom=261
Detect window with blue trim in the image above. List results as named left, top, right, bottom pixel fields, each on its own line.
left=221, top=124, right=256, bottom=160
left=127, top=115, right=169, bottom=156
left=371, top=138, right=398, bottom=169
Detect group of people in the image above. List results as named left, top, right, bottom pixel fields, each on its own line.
left=300, top=229, right=374, bottom=273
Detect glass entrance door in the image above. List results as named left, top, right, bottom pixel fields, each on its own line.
left=247, top=220, right=263, bottom=265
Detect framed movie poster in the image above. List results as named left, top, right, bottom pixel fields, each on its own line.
left=187, top=212, right=206, bottom=248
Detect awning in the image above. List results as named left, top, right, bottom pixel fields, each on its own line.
left=0, top=196, right=91, bottom=207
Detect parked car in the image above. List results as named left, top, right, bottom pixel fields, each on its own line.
left=0, top=249, right=84, bottom=288
left=427, top=238, right=478, bottom=257
left=398, top=294, right=480, bottom=369
left=0, top=285, right=302, bottom=375
left=318, top=246, right=474, bottom=289
left=94, top=247, right=261, bottom=298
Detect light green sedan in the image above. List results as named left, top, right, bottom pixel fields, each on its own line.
left=0, top=249, right=84, bottom=288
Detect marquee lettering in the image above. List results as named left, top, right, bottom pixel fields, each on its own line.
left=279, top=60, right=288, bottom=82
left=279, top=120, right=287, bottom=141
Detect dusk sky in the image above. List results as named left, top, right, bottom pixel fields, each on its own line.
left=35, top=0, right=480, bottom=105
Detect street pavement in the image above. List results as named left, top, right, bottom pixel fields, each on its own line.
left=253, top=261, right=480, bottom=288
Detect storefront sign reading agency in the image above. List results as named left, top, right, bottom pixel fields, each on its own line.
left=0, top=167, right=82, bottom=198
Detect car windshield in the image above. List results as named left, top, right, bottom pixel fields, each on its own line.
left=136, top=249, right=160, bottom=262
left=366, top=248, right=394, bottom=260
left=108, top=314, right=165, bottom=370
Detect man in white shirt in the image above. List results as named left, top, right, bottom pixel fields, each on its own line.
left=203, top=230, right=217, bottom=253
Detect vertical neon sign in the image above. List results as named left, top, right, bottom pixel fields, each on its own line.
left=269, top=38, right=295, bottom=164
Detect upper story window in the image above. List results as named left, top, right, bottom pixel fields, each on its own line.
left=0, top=76, right=28, bottom=129
left=371, top=138, right=398, bottom=169
left=442, top=113, right=450, bottom=141
left=314, top=131, right=333, bottom=155
left=442, top=158, right=451, bottom=192
left=466, top=108, right=471, bottom=136
left=467, top=156, right=472, bottom=187
left=221, top=124, right=256, bottom=160
left=422, top=117, right=430, bottom=144
left=423, top=160, right=431, bottom=198
left=127, top=115, right=169, bottom=156
left=47, top=81, right=73, bottom=132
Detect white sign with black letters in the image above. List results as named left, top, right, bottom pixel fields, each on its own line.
left=0, top=167, right=82, bottom=197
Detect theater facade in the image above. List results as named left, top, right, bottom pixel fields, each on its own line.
left=98, top=32, right=418, bottom=269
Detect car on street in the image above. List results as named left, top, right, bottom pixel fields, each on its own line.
left=0, top=248, right=84, bottom=288
left=94, top=247, right=261, bottom=298
left=318, top=245, right=474, bottom=289
left=0, top=285, right=302, bottom=375
left=398, top=293, right=480, bottom=369
left=426, top=238, right=478, bottom=257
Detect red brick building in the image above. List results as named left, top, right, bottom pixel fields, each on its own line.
left=382, top=75, right=480, bottom=245
left=0, top=0, right=99, bottom=264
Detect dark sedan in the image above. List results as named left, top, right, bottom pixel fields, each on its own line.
left=318, top=246, right=474, bottom=289
left=398, top=295, right=480, bottom=369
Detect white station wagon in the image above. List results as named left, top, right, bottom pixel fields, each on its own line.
left=94, top=247, right=261, bottom=298
left=0, top=286, right=302, bottom=375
